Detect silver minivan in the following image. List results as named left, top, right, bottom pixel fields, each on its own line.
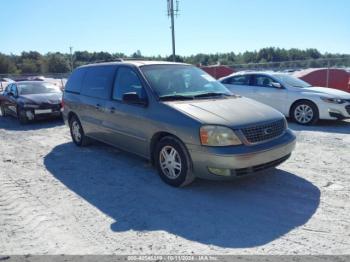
left=63, top=61, right=296, bottom=187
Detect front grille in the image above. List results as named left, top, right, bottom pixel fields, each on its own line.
left=346, top=105, right=350, bottom=115
left=241, top=119, right=286, bottom=144
left=38, top=103, right=61, bottom=111
left=231, top=154, right=291, bottom=177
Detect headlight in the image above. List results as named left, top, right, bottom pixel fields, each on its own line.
left=200, top=125, right=242, bottom=146
left=23, top=104, right=39, bottom=108
left=320, top=97, right=345, bottom=104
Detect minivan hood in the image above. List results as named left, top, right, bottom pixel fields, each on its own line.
left=294, top=86, right=350, bottom=98
left=19, top=93, right=62, bottom=104
left=165, top=97, right=284, bottom=128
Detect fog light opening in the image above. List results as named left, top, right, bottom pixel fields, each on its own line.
left=208, top=167, right=231, bottom=177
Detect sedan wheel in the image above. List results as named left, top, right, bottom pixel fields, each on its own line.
left=292, top=101, right=319, bottom=125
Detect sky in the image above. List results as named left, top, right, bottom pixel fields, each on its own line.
left=1, top=0, right=349, bottom=56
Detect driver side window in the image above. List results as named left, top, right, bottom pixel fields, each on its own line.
left=113, top=67, right=146, bottom=101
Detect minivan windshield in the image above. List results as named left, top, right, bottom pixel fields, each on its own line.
left=18, top=82, right=62, bottom=95
left=274, top=74, right=312, bottom=88
left=141, top=65, right=232, bottom=100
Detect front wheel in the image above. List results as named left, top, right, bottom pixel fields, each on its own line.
left=17, top=108, right=29, bottom=124
left=155, top=136, right=195, bottom=187
left=291, top=101, right=319, bottom=125
left=0, top=105, right=6, bottom=117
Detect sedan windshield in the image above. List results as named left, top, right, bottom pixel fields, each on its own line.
left=274, top=74, right=312, bottom=88
left=141, top=65, right=232, bottom=100
left=18, top=82, right=62, bottom=95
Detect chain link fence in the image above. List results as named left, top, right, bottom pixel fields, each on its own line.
left=0, top=73, right=69, bottom=91
left=227, top=57, right=350, bottom=72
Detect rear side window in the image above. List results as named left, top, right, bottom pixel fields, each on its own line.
left=227, top=75, right=251, bottom=85
left=65, top=67, right=86, bottom=93
left=81, top=66, right=116, bottom=99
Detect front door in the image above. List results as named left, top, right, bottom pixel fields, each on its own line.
left=104, top=66, right=150, bottom=158
left=251, top=75, right=288, bottom=114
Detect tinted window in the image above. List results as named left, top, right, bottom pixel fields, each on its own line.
left=10, top=84, right=18, bottom=96
left=81, top=66, right=116, bottom=99
left=227, top=75, right=251, bottom=85
left=18, top=82, right=62, bottom=95
left=141, top=65, right=231, bottom=98
left=254, top=75, right=275, bottom=88
left=5, top=84, right=12, bottom=93
left=65, top=67, right=86, bottom=93
left=113, top=67, right=145, bottom=100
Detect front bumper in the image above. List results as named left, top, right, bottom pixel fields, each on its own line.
left=187, top=129, right=296, bottom=180
left=320, top=103, right=350, bottom=120
left=21, top=105, right=62, bottom=120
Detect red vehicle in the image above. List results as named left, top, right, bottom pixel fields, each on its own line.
left=293, top=68, right=350, bottom=93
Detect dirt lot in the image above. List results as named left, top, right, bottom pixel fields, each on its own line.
left=0, top=117, right=349, bottom=255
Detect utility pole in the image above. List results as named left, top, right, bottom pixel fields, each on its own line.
left=167, top=0, right=179, bottom=62
left=69, top=46, right=73, bottom=72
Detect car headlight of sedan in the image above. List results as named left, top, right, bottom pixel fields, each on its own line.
left=23, top=104, right=40, bottom=109
left=200, top=125, right=242, bottom=146
left=320, top=97, right=345, bottom=104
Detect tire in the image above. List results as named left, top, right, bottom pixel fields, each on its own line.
left=0, top=105, right=6, bottom=117
left=69, top=115, right=90, bottom=146
left=17, top=108, right=29, bottom=125
left=291, top=100, right=319, bottom=125
left=155, top=136, right=195, bottom=187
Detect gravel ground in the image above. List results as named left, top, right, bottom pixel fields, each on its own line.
left=0, top=117, right=349, bottom=255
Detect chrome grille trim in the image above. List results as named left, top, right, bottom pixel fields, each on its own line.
left=240, top=119, right=286, bottom=144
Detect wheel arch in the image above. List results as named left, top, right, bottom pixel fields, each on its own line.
left=150, top=131, right=192, bottom=168
left=67, top=111, right=78, bottom=124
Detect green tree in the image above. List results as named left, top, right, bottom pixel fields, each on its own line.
left=46, top=53, right=70, bottom=73
left=0, top=54, right=17, bottom=74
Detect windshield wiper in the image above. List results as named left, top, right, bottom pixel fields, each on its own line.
left=159, top=95, right=194, bottom=101
left=193, top=92, right=232, bottom=98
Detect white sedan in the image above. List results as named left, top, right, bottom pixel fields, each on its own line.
left=220, top=72, right=350, bottom=125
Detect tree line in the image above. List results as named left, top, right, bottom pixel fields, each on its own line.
left=0, top=47, right=349, bottom=74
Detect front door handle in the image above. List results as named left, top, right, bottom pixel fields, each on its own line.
left=109, top=107, right=116, bottom=113
left=95, top=104, right=101, bottom=110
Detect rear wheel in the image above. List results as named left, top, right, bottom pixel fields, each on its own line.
left=155, top=136, right=195, bottom=187
left=69, top=115, right=90, bottom=146
left=291, top=101, right=319, bottom=125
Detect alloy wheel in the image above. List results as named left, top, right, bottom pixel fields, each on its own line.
left=72, top=120, right=82, bottom=142
left=159, top=145, right=182, bottom=179
left=294, top=104, right=314, bottom=124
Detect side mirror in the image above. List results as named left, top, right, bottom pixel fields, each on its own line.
left=272, top=82, right=283, bottom=89
left=122, top=92, right=147, bottom=106
left=8, top=92, right=16, bottom=97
